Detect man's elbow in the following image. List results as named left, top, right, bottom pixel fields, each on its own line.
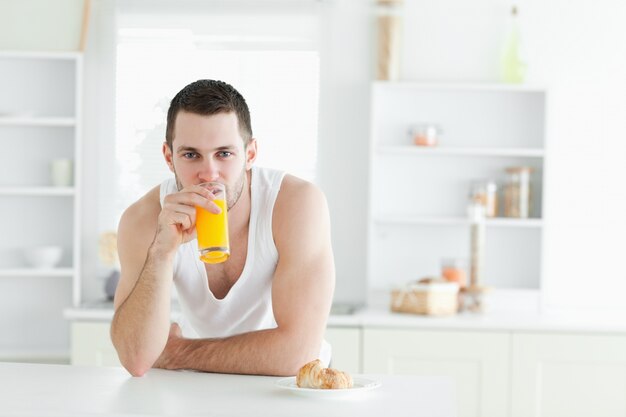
left=119, top=354, right=154, bottom=377
left=284, top=354, right=317, bottom=376
left=126, top=365, right=150, bottom=378
left=111, top=324, right=159, bottom=376
left=111, top=335, right=156, bottom=377
left=280, top=340, right=322, bottom=376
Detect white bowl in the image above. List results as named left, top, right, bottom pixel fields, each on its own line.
left=23, top=246, right=63, bottom=268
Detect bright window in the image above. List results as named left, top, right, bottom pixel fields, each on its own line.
left=106, top=4, right=321, bottom=227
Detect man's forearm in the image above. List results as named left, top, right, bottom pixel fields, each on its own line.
left=111, top=245, right=175, bottom=376
left=163, top=327, right=321, bottom=376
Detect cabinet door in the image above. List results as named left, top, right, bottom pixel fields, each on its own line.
left=325, top=327, right=361, bottom=374
left=512, top=333, right=626, bottom=417
left=71, top=322, right=121, bottom=367
left=363, top=328, right=510, bottom=417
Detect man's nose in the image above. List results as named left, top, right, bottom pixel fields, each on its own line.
left=198, top=159, right=220, bottom=182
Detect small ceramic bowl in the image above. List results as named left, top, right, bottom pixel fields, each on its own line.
left=23, top=246, right=63, bottom=268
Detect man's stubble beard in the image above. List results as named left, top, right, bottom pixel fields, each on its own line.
left=226, top=166, right=246, bottom=210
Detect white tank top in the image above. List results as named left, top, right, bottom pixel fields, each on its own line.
left=159, top=166, right=331, bottom=366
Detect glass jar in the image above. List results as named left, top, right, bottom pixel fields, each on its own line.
left=469, top=180, right=498, bottom=218
left=441, top=258, right=467, bottom=288
left=376, top=0, right=403, bottom=81
left=467, top=202, right=486, bottom=287
left=408, top=124, right=441, bottom=147
left=503, top=166, right=533, bottom=218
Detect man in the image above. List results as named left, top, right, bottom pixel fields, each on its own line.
left=111, top=80, right=335, bottom=377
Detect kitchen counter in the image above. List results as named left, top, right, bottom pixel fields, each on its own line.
left=65, top=290, right=626, bottom=334
left=0, top=362, right=455, bottom=417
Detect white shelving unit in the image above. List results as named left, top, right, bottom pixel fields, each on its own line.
left=368, top=81, right=547, bottom=291
left=374, top=216, right=543, bottom=228
left=0, top=187, right=76, bottom=196
left=0, top=117, right=76, bottom=127
left=0, top=50, right=82, bottom=359
left=0, top=268, right=75, bottom=278
left=376, top=145, right=545, bottom=158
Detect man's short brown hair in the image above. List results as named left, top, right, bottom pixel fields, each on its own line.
left=165, top=80, right=253, bottom=149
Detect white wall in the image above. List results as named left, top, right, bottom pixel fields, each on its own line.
left=521, top=0, right=626, bottom=311
left=317, top=0, right=372, bottom=304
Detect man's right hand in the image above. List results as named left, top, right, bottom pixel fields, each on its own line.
left=152, top=184, right=222, bottom=254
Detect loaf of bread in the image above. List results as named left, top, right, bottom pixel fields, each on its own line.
left=296, top=359, right=353, bottom=389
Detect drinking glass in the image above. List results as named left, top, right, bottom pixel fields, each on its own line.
left=196, top=182, right=230, bottom=263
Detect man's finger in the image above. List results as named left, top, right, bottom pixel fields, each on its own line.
left=170, top=322, right=182, bottom=338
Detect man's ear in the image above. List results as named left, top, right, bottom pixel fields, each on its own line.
left=245, top=138, right=257, bottom=170
left=163, top=142, right=175, bottom=173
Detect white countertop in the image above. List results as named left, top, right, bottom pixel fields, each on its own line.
left=64, top=290, right=626, bottom=334
left=0, top=362, right=455, bottom=417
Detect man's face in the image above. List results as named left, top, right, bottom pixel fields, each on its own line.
left=163, top=111, right=256, bottom=209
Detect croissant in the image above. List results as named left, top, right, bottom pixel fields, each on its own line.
left=296, top=359, right=354, bottom=389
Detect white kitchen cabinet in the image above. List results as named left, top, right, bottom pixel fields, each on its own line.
left=363, top=328, right=510, bottom=417
left=368, top=82, right=547, bottom=290
left=324, top=326, right=361, bottom=374
left=511, top=332, right=626, bottom=417
left=70, top=316, right=626, bottom=416
left=71, top=322, right=120, bottom=367
left=0, top=51, right=83, bottom=359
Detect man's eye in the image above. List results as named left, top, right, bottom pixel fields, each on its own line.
left=218, top=151, right=232, bottom=158
left=183, top=152, right=198, bottom=159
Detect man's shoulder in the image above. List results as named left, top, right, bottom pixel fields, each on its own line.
left=119, top=185, right=162, bottom=230
left=278, top=174, right=326, bottom=207
left=272, top=174, right=331, bottom=255
left=273, top=174, right=328, bottom=230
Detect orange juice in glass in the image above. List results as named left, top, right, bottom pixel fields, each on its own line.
left=196, top=182, right=230, bottom=263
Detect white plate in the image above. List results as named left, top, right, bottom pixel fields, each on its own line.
left=275, top=376, right=381, bottom=398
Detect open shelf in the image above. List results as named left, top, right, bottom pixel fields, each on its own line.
left=377, top=145, right=545, bottom=158
left=0, top=116, right=76, bottom=127
left=373, top=81, right=547, bottom=93
left=0, top=50, right=82, bottom=366
left=0, top=187, right=75, bottom=196
left=369, top=82, right=547, bottom=291
left=374, top=216, right=543, bottom=228
left=0, top=50, right=81, bottom=60
left=0, top=268, right=74, bottom=278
